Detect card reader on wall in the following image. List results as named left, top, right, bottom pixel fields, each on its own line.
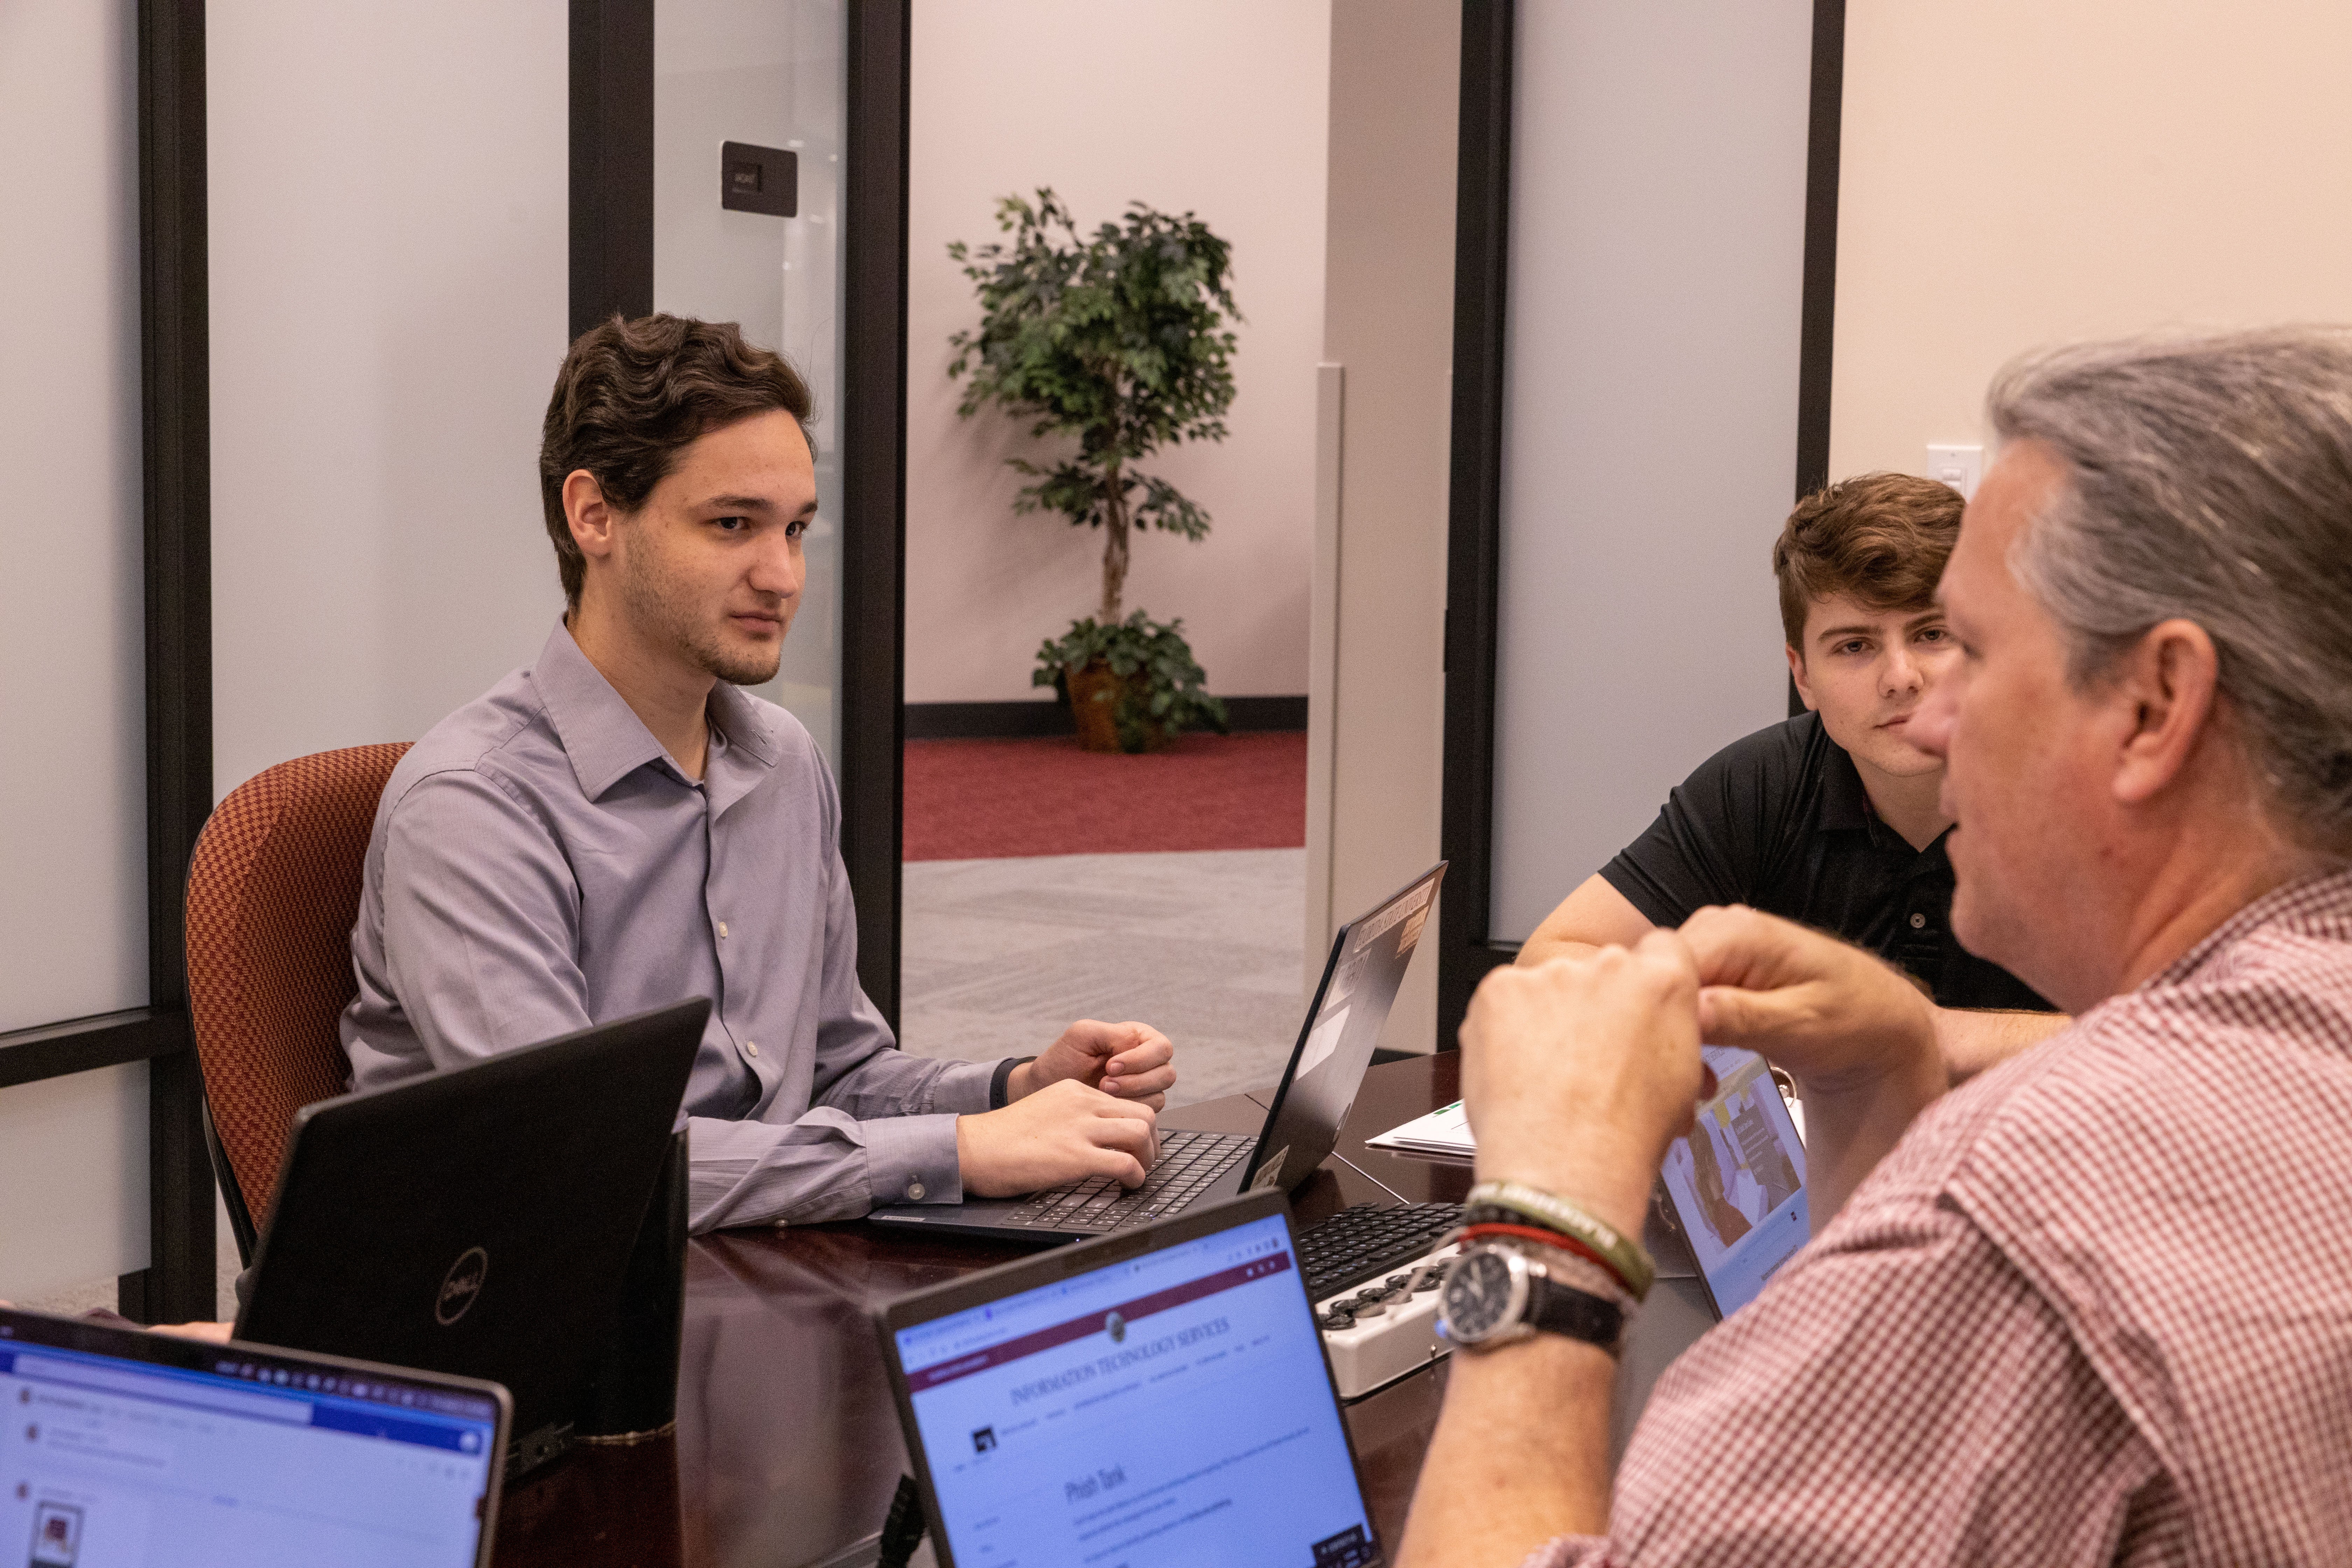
left=721, top=141, right=797, bottom=217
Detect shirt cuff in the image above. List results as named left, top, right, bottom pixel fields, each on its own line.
left=862, top=1111, right=965, bottom=1207
left=924, top=1056, right=1002, bottom=1116
left=990, top=1056, right=1036, bottom=1110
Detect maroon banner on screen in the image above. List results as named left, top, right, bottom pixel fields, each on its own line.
left=905, top=1252, right=1292, bottom=1393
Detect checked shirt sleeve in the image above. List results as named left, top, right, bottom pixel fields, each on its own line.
left=1514, top=1183, right=2167, bottom=1566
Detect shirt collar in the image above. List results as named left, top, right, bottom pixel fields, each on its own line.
left=1817, top=735, right=1875, bottom=833
left=701, top=680, right=780, bottom=819
left=2152, top=866, right=2352, bottom=988
left=529, top=620, right=781, bottom=802
left=1815, top=727, right=1963, bottom=864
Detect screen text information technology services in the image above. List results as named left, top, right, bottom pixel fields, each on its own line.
left=896, top=1212, right=1377, bottom=1568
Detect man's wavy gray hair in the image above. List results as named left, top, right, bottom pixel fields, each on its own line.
left=1987, top=327, right=2352, bottom=860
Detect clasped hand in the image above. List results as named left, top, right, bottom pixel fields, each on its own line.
left=1460, top=909, right=1942, bottom=1238
left=958, top=1020, right=1177, bottom=1198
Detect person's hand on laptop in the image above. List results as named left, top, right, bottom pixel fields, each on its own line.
left=0, top=1302, right=234, bottom=1345
left=1457, top=932, right=1709, bottom=1240
left=958, top=1080, right=1161, bottom=1196
left=1010, top=1019, right=1177, bottom=1111
left=152, top=1321, right=234, bottom=1343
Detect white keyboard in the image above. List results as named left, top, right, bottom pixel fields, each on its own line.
left=1314, top=1242, right=1458, bottom=1400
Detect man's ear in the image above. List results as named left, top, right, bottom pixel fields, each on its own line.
left=563, top=470, right=620, bottom=566
left=2110, top=618, right=2221, bottom=806
left=1785, top=644, right=1818, bottom=712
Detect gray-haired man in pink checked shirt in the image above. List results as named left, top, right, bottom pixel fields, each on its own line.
left=1401, top=330, right=2352, bottom=1567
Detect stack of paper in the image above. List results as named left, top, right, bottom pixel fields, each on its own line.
left=1368, top=1084, right=1806, bottom=1161
left=1365, top=1100, right=1476, bottom=1161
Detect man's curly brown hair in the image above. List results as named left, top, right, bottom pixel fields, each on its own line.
left=1771, top=472, right=1963, bottom=652
left=538, top=314, right=812, bottom=608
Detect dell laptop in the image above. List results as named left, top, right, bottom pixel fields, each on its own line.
left=869, top=863, right=1446, bottom=1244
left=1653, top=1045, right=1811, bottom=1318
left=2, top=1303, right=509, bottom=1567
left=876, top=1189, right=1382, bottom=1568
left=234, top=999, right=706, bottom=1475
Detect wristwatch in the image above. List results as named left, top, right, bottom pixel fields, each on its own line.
left=1437, top=1244, right=1625, bottom=1354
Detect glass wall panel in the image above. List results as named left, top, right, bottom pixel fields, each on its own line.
left=0, top=0, right=148, bottom=1035
left=654, top=0, right=848, bottom=767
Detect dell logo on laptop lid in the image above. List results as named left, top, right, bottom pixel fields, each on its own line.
left=436, top=1247, right=489, bottom=1325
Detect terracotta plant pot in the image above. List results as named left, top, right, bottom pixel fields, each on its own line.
left=1063, top=660, right=1173, bottom=754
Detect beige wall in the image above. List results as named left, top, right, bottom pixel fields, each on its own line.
left=1309, top=0, right=1460, bottom=1052
left=1831, top=0, right=2352, bottom=476
left=904, top=0, right=1330, bottom=705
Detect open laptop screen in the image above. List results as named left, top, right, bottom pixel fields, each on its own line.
left=888, top=1199, right=1379, bottom=1568
left=0, top=1310, right=504, bottom=1567
left=1658, top=1045, right=1810, bottom=1316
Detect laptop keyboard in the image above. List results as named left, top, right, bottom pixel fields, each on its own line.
left=1294, top=1202, right=1464, bottom=1302
left=999, top=1129, right=1256, bottom=1233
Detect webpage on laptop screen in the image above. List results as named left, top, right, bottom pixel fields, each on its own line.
left=1660, top=1046, right=1810, bottom=1316
left=0, top=1338, right=496, bottom=1567
left=896, top=1212, right=1377, bottom=1568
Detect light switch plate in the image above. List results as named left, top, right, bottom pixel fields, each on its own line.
left=1927, top=443, right=1983, bottom=500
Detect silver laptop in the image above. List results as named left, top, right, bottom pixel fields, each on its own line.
left=875, top=1190, right=1382, bottom=1568
left=869, top=863, right=1445, bottom=1243
left=1, top=1305, right=508, bottom=1567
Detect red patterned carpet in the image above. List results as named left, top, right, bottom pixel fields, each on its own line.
left=903, top=732, right=1307, bottom=860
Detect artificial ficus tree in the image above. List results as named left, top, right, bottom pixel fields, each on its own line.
left=947, top=189, right=1241, bottom=751
left=948, top=189, right=1239, bottom=627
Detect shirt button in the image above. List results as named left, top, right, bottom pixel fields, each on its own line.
left=745, top=1040, right=760, bottom=1058
left=906, top=1181, right=927, bottom=1201
left=716, top=921, right=729, bottom=939
left=1909, top=912, right=1927, bottom=930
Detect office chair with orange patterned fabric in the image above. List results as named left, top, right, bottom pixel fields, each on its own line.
left=184, top=742, right=411, bottom=1265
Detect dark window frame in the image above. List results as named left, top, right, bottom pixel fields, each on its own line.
left=568, top=0, right=910, bottom=1025
left=1436, top=0, right=1847, bottom=1043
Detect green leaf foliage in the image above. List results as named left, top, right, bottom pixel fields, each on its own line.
left=1032, top=612, right=1231, bottom=753
left=949, top=190, right=1238, bottom=622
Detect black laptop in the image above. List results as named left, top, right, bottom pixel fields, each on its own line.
left=869, top=864, right=1445, bottom=1243
left=233, top=999, right=706, bottom=1475
left=875, top=1190, right=1382, bottom=1568
left=2, top=1304, right=510, bottom=1566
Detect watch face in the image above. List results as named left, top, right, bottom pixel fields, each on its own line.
left=1440, top=1249, right=1518, bottom=1342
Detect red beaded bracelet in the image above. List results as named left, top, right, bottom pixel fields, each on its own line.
left=1451, top=1222, right=1637, bottom=1298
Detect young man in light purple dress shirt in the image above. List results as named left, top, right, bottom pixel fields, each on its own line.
left=340, top=315, right=1177, bottom=1233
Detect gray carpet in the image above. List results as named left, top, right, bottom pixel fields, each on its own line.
left=899, top=848, right=1306, bottom=1110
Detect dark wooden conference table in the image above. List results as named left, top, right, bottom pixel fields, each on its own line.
left=492, top=1055, right=1472, bottom=1568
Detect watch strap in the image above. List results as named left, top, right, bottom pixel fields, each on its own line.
left=1522, top=1272, right=1625, bottom=1354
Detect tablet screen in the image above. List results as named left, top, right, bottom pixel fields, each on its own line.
left=1659, top=1046, right=1809, bottom=1316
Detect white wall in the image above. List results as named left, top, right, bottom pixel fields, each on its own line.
left=1830, top=0, right=2352, bottom=477
left=0, top=0, right=155, bottom=1295
left=1310, top=0, right=1460, bottom=1052
left=1487, top=0, right=1814, bottom=944
left=904, top=0, right=1331, bottom=705
left=208, top=0, right=571, bottom=802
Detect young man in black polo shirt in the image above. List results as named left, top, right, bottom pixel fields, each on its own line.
left=1519, top=472, right=2064, bottom=1078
